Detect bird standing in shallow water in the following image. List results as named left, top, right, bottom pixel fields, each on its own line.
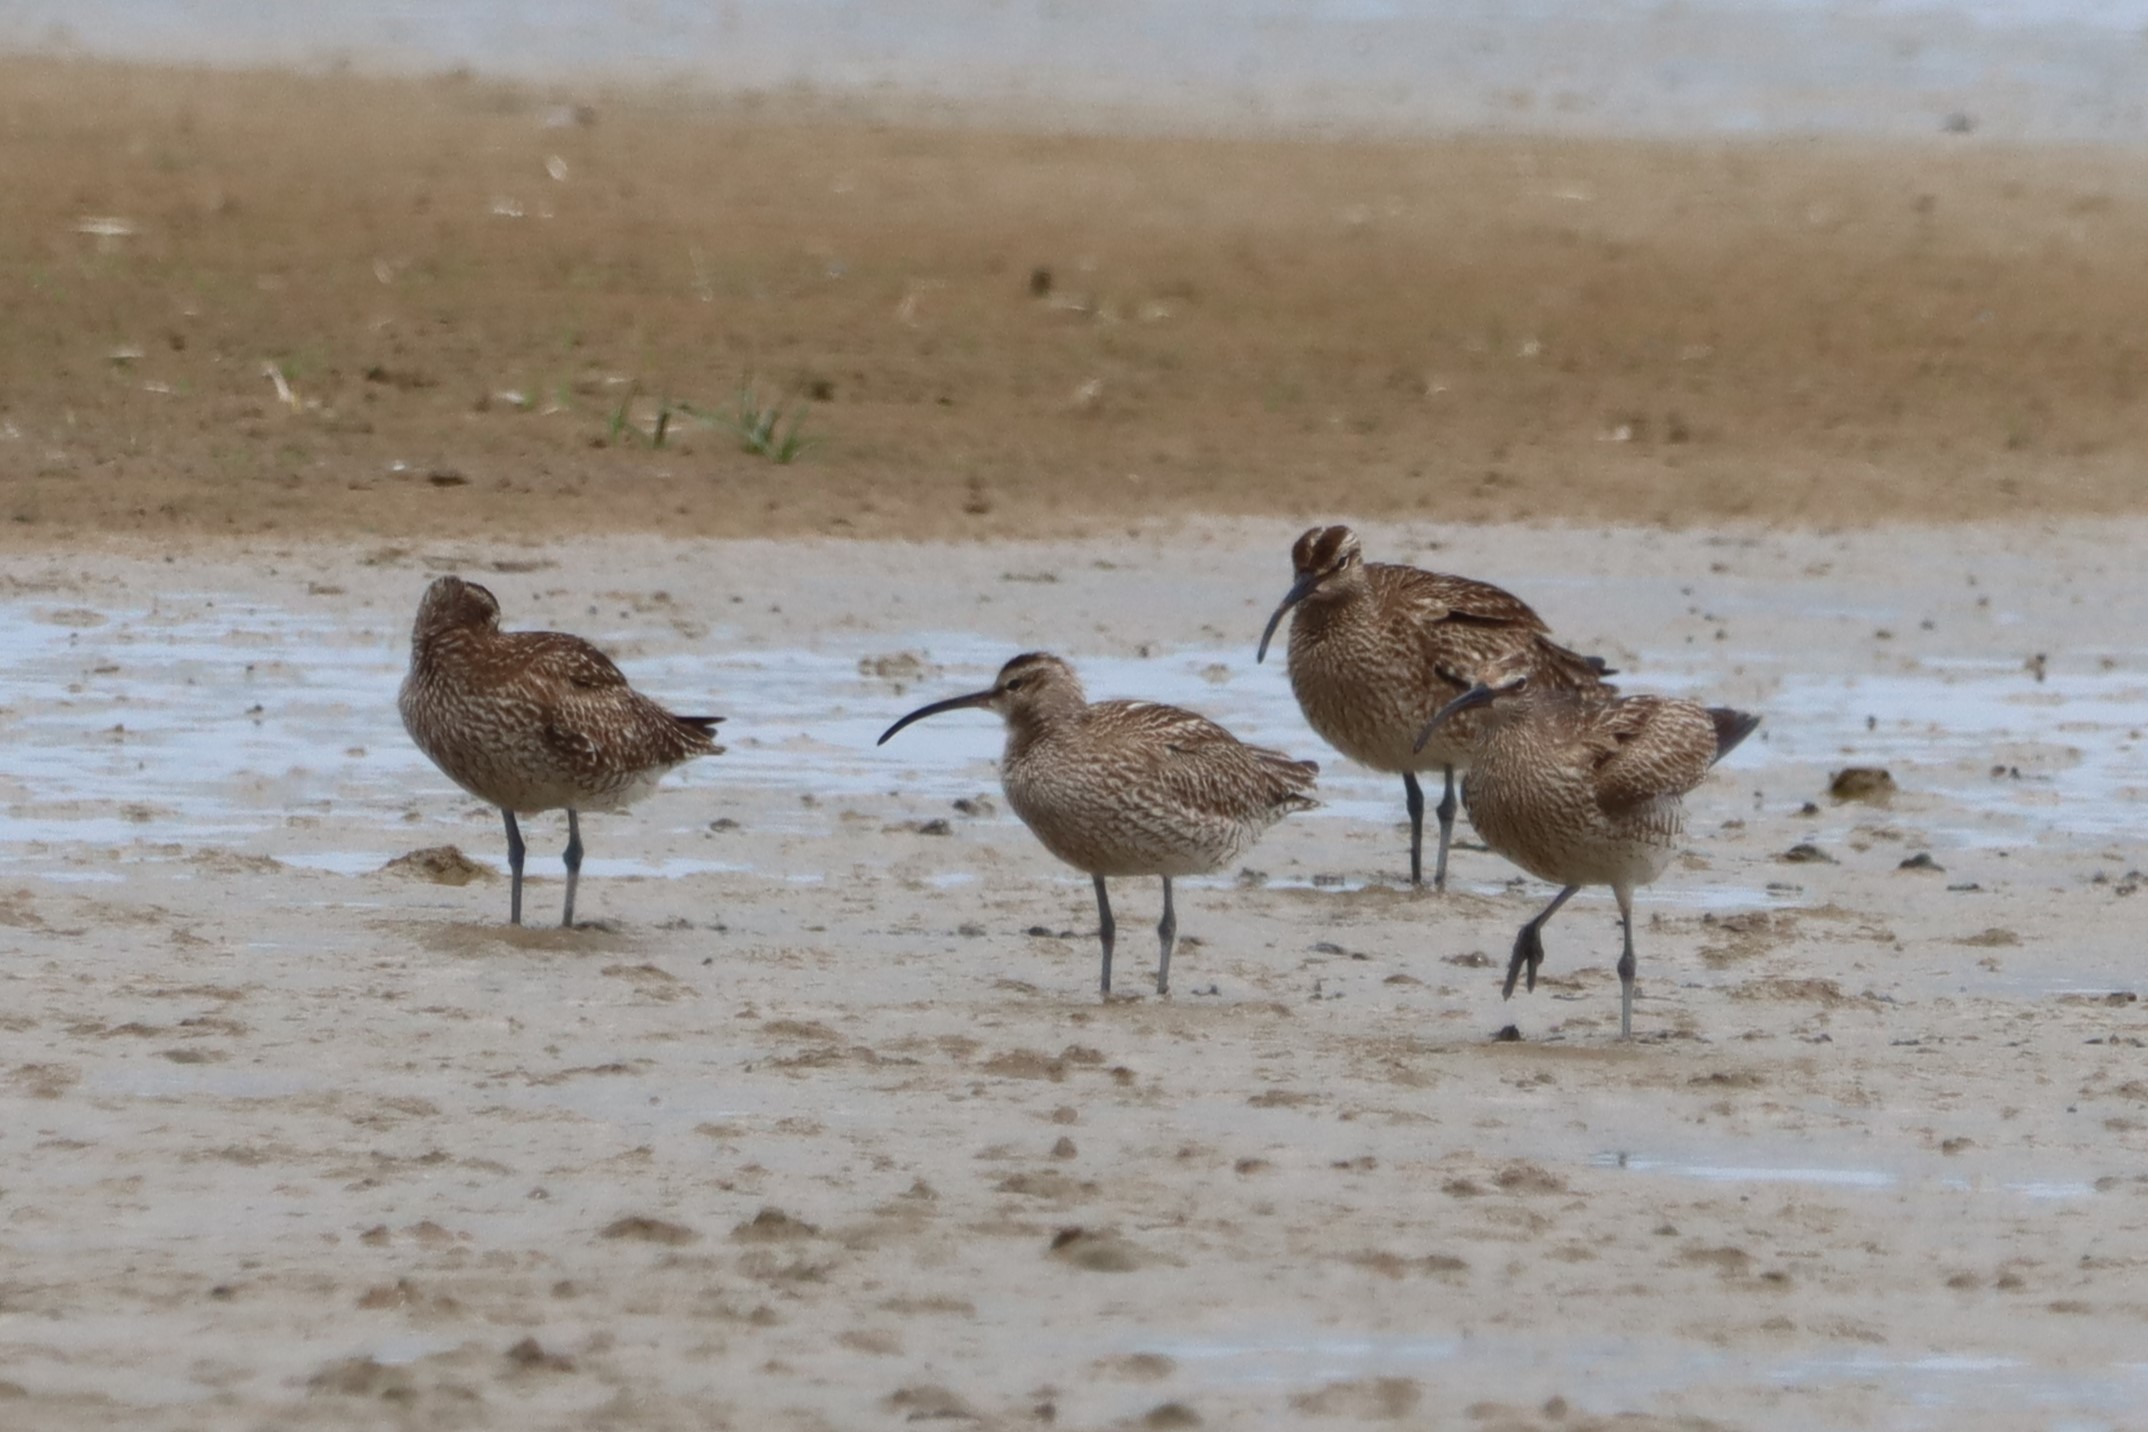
left=879, top=652, right=1319, bottom=996
left=398, top=576, right=723, bottom=927
left=1257, top=524, right=1611, bottom=890
left=1415, top=661, right=1759, bottom=1038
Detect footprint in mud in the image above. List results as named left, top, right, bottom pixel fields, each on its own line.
left=732, top=1207, right=820, bottom=1243
left=599, top=1214, right=698, bottom=1245
left=1290, top=1377, right=1423, bottom=1420
left=1344, top=1251, right=1468, bottom=1281
left=885, top=1385, right=977, bottom=1420
left=1094, top=1352, right=1175, bottom=1381
left=503, top=1336, right=576, bottom=1373
left=995, top=1170, right=1095, bottom=1203
left=1048, top=1225, right=1154, bottom=1272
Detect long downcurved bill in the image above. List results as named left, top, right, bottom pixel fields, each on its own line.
left=877, top=688, right=997, bottom=746
left=1413, top=682, right=1497, bottom=754
left=1255, top=571, right=1324, bottom=664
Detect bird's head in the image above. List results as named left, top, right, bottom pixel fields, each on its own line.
left=878, top=652, right=1086, bottom=743
left=1257, top=524, right=1365, bottom=662
left=412, top=575, right=502, bottom=645
left=1412, top=657, right=1533, bottom=754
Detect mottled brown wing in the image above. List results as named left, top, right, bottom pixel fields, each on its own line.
left=1373, top=563, right=1551, bottom=635
left=1585, top=696, right=1724, bottom=813
left=1372, top=563, right=1583, bottom=692
left=510, top=632, right=718, bottom=772
left=540, top=717, right=608, bottom=775
left=1099, top=701, right=1319, bottom=818
left=1528, top=633, right=1618, bottom=693
left=511, top=631, right=633, bottom=690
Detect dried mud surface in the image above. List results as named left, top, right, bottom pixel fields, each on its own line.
left=1, top=521, right=2145, bottom=1429
left=6, top=59, right=2148, bottom=549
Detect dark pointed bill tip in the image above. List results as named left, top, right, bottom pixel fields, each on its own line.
left=1413, top=683, right=1497, bottom=754
left=1255, top=571, right=1325, bottom=664
left=876, top=688, right=997, bottom=746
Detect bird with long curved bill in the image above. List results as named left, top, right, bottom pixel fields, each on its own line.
left=879, top=652, right=1318, bottom=997
left=1415, top=661, right=1758, bottom=1038
left=1256, top=524, right=1611, bottom=891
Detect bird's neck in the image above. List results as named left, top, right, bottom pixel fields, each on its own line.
left=1001, top=694, right=1086, bottom=762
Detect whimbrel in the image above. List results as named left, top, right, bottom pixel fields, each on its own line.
left=1414, top=662, right=1758, bottom=1038
left=1257, top=524, right=1611, bottom=889
left=878, top=652, right=1319, bottom=996
left=398, top=576, right=723, bottom=926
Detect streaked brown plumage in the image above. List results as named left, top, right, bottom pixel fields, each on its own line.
left=1257, top=524, right=1610, bottom=889
left=1416, top=662, right=1759, bottom=1038
left=878, top=652, right=1319, bottom=996
left=398, top=575, right=723, bottom=926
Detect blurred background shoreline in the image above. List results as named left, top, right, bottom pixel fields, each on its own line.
left=4, top=6, right=2147, bottom=549
left=8, top=0, right=2148, bottom=143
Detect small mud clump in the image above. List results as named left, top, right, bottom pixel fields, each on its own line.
left=380, top=846, right=495, bottom=885
left=1829, top=767, right=1897, bottom=803
left=599, top=1215, right=699, bottom=1245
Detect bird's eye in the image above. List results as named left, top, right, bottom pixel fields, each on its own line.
left=1004, top=677, right=1025, bottom=692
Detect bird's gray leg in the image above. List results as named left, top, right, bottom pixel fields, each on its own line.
left=561, top=809, right=584, bottom=929
left=1432, top=766, right=1459, bottom=892
left=1506, top=885, right=1578, bottom=999
left=1093, top=875, right=1116, bottom=997
left=1155, top=876, right=1177, bottom=995
left=502, top=809, right=526, bottom=926
left=1403, top=771, right=1425, bottom=887
left=1615, top=884, right=1637, bottom=1040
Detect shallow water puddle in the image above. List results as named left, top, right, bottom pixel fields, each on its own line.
left=1594, top=1151, right=2102, bottom=1201
left=1123, top=1328, right=2147, bottom=1424
left=1, top=592, right=2141, bottom=884
left=1592, top=1152, right=1898, bottom=1189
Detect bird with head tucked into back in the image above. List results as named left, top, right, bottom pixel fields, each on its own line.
left=879, top=652, right=1318, bottom=997
left=398, top=576, right=723, bottom=927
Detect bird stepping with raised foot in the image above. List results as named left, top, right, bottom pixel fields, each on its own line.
left=398, top=576, right=724, bottom=927
left=1257, top=524, right=1613, bottom=891
left=1414, top=658, right=1759, bottom=1039
left=879, top=652, right=1319, bottom=997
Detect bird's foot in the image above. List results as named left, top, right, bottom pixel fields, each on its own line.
left=1504, top=923, right=1545, bottom=999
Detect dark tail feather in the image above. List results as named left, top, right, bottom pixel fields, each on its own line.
left=1260, top=753, right=1321, bottom=811
left=675, top=714, right=726, bottom=752
left=1709, top=708, right=1761, bottom=763
left=1585, top=655, right=1619, bottom=678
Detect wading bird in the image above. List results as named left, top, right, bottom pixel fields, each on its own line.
left=879, top=652, right=1318, bottom=995
left=1257, top=524, right=1610, bottom=889
left=1416, top=662, right=1757, bottom=1037
left=398, top=576, right=722, bottom=926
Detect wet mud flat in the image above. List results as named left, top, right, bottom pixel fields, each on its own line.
left=2, top=520, right=2146, bottom=1429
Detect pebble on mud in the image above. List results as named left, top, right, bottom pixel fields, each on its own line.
left=1049, top=1225, right=1147, bottom=1272
left=1828, top=767, right=1897, bottom=803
